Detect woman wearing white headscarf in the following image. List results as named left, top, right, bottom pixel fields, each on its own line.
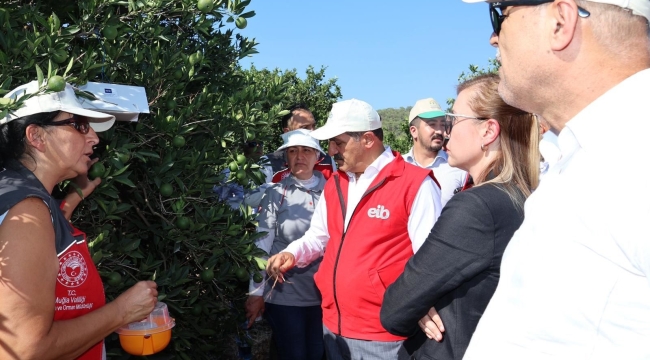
left=245, top=129, right=326, bottom=360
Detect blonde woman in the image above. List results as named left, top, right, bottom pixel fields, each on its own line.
left=380, top=73, right=540, bottom=360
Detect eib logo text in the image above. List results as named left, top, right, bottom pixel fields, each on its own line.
left=367, top=205, right=390, bottom=220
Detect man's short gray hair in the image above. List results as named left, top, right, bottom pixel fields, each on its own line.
left=576, top=1, right=650, bottom=54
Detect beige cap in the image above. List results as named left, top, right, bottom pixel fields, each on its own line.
left=408, top=98, right=445, bottom=124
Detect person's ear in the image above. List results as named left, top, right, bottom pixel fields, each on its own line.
left=409, top=125, right=417, bottom=139
left=548, top=0, right=581, bottom=51
left=363, top=132, right=375, bottom=148
left=25, top=124, right=47, bottom=152
left=481, top=119, right=501, bottom=147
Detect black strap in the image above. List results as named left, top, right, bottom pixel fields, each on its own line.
left=333, top=174, right=346, bottom=223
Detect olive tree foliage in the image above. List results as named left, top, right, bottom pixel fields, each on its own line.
left=0, top=0, right=309, bottom=358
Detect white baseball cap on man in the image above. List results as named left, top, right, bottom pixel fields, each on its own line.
left=276, top=129, right=325, bottom=154
left=1, top=80, right=116, bottom=132
left=310, top=99, right=381, bottom=141
left=462, top=0, right=650, bottom=23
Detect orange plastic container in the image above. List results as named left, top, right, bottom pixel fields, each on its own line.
left=115, top=302, right=175, bottom=356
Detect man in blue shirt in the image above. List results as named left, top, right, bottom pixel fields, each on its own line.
left=404, top=98, right=467, bottom=207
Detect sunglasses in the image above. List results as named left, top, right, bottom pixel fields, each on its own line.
left=489, top=1, right=590, bottom=35
left=46, top=115, right=91, bottom=134
left=444, top=113, right=488, bottom=135
left=246, top=141, right=264, bottom=148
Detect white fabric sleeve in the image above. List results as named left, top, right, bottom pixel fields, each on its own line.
left=258, top=155, right=274, bottom=183
left=248, top=227, right=274, bottom=296
left=262, top=165, right=274, bottom=183
left=408, top=177, right=442, bottom=253
left=243, top=183, right=271, bottom=208
left=283, top=192, right=330, bottom=267
left=440, top=170, right=468, bottom=208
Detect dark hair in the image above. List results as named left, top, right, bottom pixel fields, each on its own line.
left=280, top=104, right=313, bottom=130
left=0, top=111, right=59, bottom=169
left=347, top=128, right=384, bottom=142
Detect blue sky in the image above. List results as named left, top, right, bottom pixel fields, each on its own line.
left=238, top=0, right=497, bottom=111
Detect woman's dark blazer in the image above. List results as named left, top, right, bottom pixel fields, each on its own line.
left=380, top=183, right=525, bottom=360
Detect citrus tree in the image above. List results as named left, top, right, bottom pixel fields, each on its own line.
left=0, top=0, right=311, bottom=358
left=243, top=65, right=342, bottom=150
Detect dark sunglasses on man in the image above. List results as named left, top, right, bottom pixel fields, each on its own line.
left=246, top=141, right=264, bottom=148
left=489, top=0, right=591, bottom=35
left=46, top=114, right=91, bottom=134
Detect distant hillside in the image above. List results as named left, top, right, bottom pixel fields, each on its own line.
left=378, top=107, right=411, bottom=139
left=377, top=107, right=412, bottom=154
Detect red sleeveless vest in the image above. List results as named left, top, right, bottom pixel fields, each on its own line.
left=54, top=221, right=106, bottom=360
left=0, top=164, right=106, bottom=360
left=314, top=153, right=436, bottom=341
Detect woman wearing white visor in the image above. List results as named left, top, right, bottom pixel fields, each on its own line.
left=0, top=81, right=157, bottom=360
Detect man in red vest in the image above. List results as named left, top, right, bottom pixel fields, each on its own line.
left=267, top=99, right=442, bottom=360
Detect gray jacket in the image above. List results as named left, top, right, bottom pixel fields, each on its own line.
left=257, top=171, right=326, bottom=306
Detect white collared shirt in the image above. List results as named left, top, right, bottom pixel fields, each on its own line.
left=285, top=146, right=442, bottom=266
left=404, top=148, right=467, bottom=207
left=464, top=69, right=650, bottom=360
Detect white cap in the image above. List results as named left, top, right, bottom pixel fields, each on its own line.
left=2, top=81, right=116, bottom=132
left=276, top=129, right=325, bottom=154
left=310, top=99, right=381, bottom=140
left=463, top=0, right=650, bottom=23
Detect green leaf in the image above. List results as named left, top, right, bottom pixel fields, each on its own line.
left=0, top=76, right=12, bottom=90
left=111, top=164, right=130, bottom=176
left=123, top=238, right=141, bottom=252
left=136, top=150, right=160, bottom=159
left=254, top=256, right=267, bottom=270
left=127, top=250, right=145, bottom=258
left=63, top=55, right=74, bottom=77
left=60, top=25, right=80, bottom=36
left=87, top=63, right=107, bottom=70
left=114, top=176, right=136, bottom=187
left=35, top=64, right=44, bottom=87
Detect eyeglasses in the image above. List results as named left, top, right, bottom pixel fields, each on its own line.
left=444, top=113, right=488, bottom=135
left=46, top=115, right=91, bottom=134
left=489, top=1, right=590, bottom=35
left=246, top=141, right=263, bottom=148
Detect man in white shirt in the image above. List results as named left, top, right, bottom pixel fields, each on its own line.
left=461, top=1, right=650, bottom=359
left=266, top=99, right=442, bottom=360
left=404, top=98, right=467, bottom=207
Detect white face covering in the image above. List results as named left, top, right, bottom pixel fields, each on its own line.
left=294, top=174, right=319, bottom=189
